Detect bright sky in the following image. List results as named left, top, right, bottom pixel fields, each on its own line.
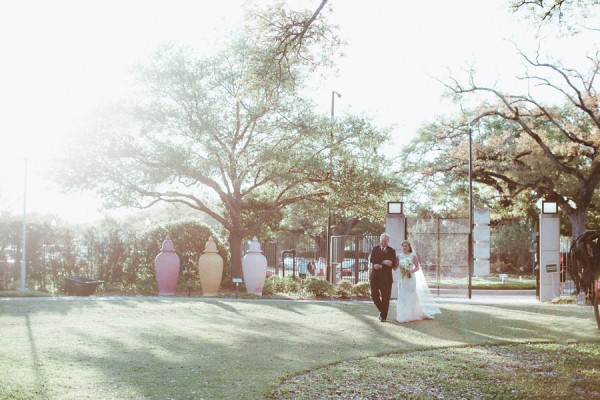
left=0, top=0, right=593, bottom=223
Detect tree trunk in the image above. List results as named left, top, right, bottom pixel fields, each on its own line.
left=567, top=209, right=587, bottom=239
left=229, top=231, right=243, bottom=279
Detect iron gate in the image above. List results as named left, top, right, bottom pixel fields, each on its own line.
left=330, top=235, right=378, bottom=284
left=329, top=219, right=471, bottom=297
left=407, top=218, right=470, bottom=296
left=244, top=219, right=471, bottom=296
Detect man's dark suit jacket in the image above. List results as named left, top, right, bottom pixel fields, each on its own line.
left=369, top=245, right=398, bottom=282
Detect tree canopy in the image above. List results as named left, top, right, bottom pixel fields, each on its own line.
left=55, top=2, right=397, bottom=277
left=400, top=48, right=600, bottom=237
left=511, top=0, right=598, bottom=21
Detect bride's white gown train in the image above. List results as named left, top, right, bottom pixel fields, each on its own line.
left=396, top=253, right=441, bottom=323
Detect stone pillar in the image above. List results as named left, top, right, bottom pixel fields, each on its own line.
left=539, top=213, right=560, bottom=302
left=385, top=210, right=406, bottom=299
left=473, top=208, right=491, bottom=276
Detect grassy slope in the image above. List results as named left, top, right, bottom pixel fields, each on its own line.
left=0, top=298, right=597, bottom=399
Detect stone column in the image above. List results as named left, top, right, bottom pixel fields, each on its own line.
left=539, top=213, right=560, bottom=302
left=386, top=210, right=406, bottom=299
left=473, top=208, right=491, bottom=276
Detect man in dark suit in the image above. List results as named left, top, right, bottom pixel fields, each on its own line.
left=369, top=233, right=397, bottom=322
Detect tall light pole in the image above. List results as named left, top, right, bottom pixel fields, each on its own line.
left=467, top=126, right=473, bottom=300
left=326, top=90, right=341, bottom=282
left=19, top=158, right=28, bottom=292
left=331, top=90, right=341, bottom=118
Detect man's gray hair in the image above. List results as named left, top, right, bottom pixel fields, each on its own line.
left=380, top=233, right=390, bottom=240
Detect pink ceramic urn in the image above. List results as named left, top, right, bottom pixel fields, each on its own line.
left=155, top=236, right=180, bottom=295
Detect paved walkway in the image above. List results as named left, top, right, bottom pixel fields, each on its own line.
left=435, top=294, right=539, bottom=305
left=1, top=290, right=541, bottom=305
left=431, top=289, right=539, bottom=305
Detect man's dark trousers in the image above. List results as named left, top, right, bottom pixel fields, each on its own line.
left=369, top=244, right=396, bottom=321
left=370, top=274, right=393, bottom=320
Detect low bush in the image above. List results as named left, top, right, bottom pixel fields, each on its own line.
left=263, top=276, right=301, bottom=295
left=550, top=295, right=577, bottom=304
left=304, top=277, right=334, bottom=298
left=283, top=277, right=301, bottom=293
left=335, top=280, right=353, bottom=299
left=352, top=281, right=371, bottom=298
left=263, top=276, right=283, bottom=295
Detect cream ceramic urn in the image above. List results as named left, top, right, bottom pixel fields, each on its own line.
left=198, top=237, right=223, bottom=297
left=242, top=237, right=267, bottom=296
left=155, top=236, right=180, bottom=296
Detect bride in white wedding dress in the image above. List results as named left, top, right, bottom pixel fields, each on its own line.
left=396, top=240, right=441, bottom=323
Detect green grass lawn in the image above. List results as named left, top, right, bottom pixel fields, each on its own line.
left=0, top=297, right=598, bottom=399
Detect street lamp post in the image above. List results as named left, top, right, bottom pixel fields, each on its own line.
left=467, top=126, right=473, bottom=300
left=331, top=90, right=341, bottom=118
left=19, top=158, right=28, bottom=292
left=326, top=91, right=341, bottom=282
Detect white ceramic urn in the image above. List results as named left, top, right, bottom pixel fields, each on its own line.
left=242, top=237, right=268, bottom=296
left=198, top=237, right=223, bottom=297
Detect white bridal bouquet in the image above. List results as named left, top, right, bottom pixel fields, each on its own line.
left=399, top=257, right=412, bottom=279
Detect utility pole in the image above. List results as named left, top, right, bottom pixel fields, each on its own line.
left=468, top=126, right=473, bottom=300
left=326, top=90, right=341, bottom=282
left=19, top=158, right=28, bottom=292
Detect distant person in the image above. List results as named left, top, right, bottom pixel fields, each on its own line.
left=369, top=233, right=397, bottom=322
left=298, top=259, right=307, bottom=279
left=396, top=240, right=440, bottom=323
left=307, top=259, right=316, bottom=276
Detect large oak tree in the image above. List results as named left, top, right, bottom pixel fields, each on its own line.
left=55, top=3, right=395, bottom=278
left=402, top=49, right=600, bottom=238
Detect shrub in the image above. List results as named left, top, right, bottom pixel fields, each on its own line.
left=304, top=277, right=333, bottom=298
left=550, top=295, right=577, bottom=304
left=263, top=276, right=301, bottom=294
left=352, top=281, right=371, bottom=298
left=335, top=280, right=354, bottom=299
left=490, top=260, right=509, bottom=275
left=263, top=276, right=284, bottom=295
left=283, top=276, right=301, bottom=293
left=135, top=220, right=227, bottom=295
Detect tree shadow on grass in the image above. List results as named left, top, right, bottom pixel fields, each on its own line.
left=390, top=302, right=598, bottom=346
left=1, top=298, right=598, bottom=399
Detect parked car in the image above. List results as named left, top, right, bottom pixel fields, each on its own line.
left=340, top=258, right=369, bottom=276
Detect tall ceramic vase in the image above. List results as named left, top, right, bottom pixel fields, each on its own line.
left=198, top=237, right=223, bottom=297
left=155, top=236, right=180, bottom=296
left=242, top=237, right=267, bottom=296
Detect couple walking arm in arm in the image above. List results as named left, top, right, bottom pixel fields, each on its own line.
left=369, top=233, right=441, bottom=323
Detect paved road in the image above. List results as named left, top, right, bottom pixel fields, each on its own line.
left=431, top=289, right=539, bottom=305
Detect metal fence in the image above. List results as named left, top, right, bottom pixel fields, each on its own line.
left=328, top=218, right=471, bottom=294
left=559, top=235, right=590, bottom=305
left=249, top=218, right=472, bottom=295
left=407, top=218, right=470, bottom=295
left=245, top=225, right=590, bottom=305
left=243, top=240, right=327, bottom=279
left=331, top=235, right=378, bottom=284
